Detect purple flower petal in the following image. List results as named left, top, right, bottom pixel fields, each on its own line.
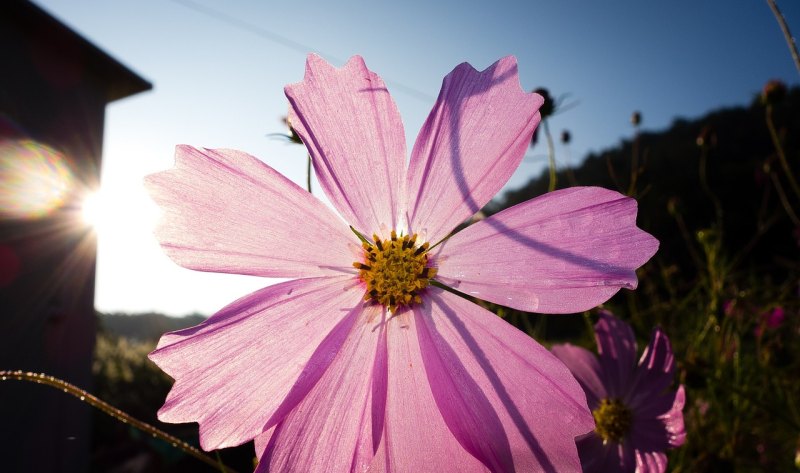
left=550, top=344, right=607, bottom=407
left=664, top=385, right=687, bottom=448
left=577, top=434, right=635, bottom=473
left=418, top=288, right=593, bottom=472
left=145, top=145, right=358, bottom=278
left=627, top=327, right=675, bottom=408
left=595, top=311, right=639, bottom=399
left=149, top=276, right=363, bottom=450
left=258, top=306, right=387, bottom=472
left=635, top=450, right=668, bottom=473
left=286, top=54, right=406, bottom=235
left=253, top=429, right=274, bottom=460
left=405, top=56, right=543, bottom=244
left=434, top=187, right=659, bottom=313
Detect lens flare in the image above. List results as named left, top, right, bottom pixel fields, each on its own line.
left=80, top=191, right=102, bottom=228
left=0, top=140, right=74, bottom=219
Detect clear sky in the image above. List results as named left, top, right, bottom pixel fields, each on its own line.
left=32, top=0, right=800, bottom=316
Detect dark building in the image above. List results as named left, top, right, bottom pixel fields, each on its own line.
left=0, top=2, right=151, bottom=471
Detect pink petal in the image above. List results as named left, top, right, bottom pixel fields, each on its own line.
left=434, top=186, right=659, bottom=313
left=253, top=428, right=274, bottom=460
left=550, top=344, right=607, bottom=407
left=405, top=56, right=543, bottom=244
left=663, top=385, right=686, bottom=448
left=627, top=327, right=675, bottom=407
left=375, top=309, right=489, bottom=472
left=595, top=311, right=638, bottom=399
left=286, top=54, right=406, bottom=235
left=577, top=435, right=632, bottom=473
left=417, top=288, right=594, bottom=472
left=628, top=385, right=685, bottom=454
left=635, top=451, right=668, bottom=473
left=149, top=276, right=364, bottom=450
left=145, top=145, right=357, bottom=278
left=258, top=305, right=387, bottom=472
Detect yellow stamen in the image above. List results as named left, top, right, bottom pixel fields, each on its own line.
left=592, top=398, right=633, bottom=444
left=352, top=231, right=436, bottom=312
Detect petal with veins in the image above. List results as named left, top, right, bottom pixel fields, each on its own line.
left=405, top=56, right=542, bottom=243
left=419, top=288, right=593, bottom=472
left=150, top=276, right=363, bottom=450
left=435, top=186, right=659, bottom=314
left=145, top=145, right=357, bottom=278
left=259, top=305, right=387, bottom=472
left=286, top=54, right=406, bottom=236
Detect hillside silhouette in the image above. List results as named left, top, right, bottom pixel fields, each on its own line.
left=98, top=312, right=206, bottom=341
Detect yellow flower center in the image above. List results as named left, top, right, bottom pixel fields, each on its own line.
left=592, top=398, right=633, bottom=444
left=353, top=230, right=436, bottom=312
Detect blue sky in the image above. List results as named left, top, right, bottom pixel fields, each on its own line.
left=33, top=0, right=800, bottom=316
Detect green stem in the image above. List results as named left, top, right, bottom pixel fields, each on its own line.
left=766, top=106, right=800, bottom=200
left=0, top=370, right=237, bottom=473
left=766, top=0, right=800, bottom=76
left=628, top=128, right=640, bottom=196
left=698, top=147, right=724, bottom=228
left=543, top=119, right=557, bottom=192
left=306, top=154, right=313, bottom=193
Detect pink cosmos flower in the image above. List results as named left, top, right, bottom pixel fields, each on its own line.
left=551, top=311, right=686, bottom=473
left=145, top=54, right=659, bottom=472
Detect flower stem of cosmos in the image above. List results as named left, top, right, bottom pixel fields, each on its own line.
left=698, top=145, right=723, bottom=228
left=306, top=153, right=313, bottom=193
left=766, top=0, right=800, bottom=76
left=0, top=370, right=237, bottom=473
left=628, top=121, right=641, bottom=197
left=765, top=105, right=800, bottom=201
left=543, top=118, right=557, bottom=192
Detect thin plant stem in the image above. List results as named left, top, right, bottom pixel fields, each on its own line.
left=698, top=147, right=724, bottom=228
left=306, top=154, right=312, bottom=193
left=628, top=128, right=640, bottom=197
left=765, top=106, right=800, bottom=200
left=215, top=451, right=229, bottom=473
left=770, top=171, right=800, bottom=226
left=543, top=119, right=557, bottom=192
left=0, top=370, right=237, bottom=473
left=605, top=154, right=622, bottom=192
left=564, top=144, right=578, bottom=186
left=766, top=0, right=800, bottom=76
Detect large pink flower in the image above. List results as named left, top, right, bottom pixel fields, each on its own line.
left=551, top=311, right=686, bottom=473
left=145, top=54, right=659, bottom=472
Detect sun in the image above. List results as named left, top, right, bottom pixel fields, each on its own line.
left=79, top=185, right=160, bottom=238
left=80, top=191, right=104, bottom=229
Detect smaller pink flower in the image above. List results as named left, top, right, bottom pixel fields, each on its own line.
left=764, top=307, right=786, bottom=329
left=755, top=306, right=787, bottom=337
left=551, top=311, right=685, bottom=473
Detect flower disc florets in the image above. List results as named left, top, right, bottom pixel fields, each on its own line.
left=353, top=230, right=436, bottom=312
left=592, top=398, right=633, bottom=444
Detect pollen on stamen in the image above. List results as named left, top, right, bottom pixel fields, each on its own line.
left=352, top=231, right=437, bottom=313
left=592, top=398, right=633, bottom=444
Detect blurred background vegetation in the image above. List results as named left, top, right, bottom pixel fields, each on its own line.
left=93, top=85, right=799, bottom=472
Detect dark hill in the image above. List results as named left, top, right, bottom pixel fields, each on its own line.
left=98, top=312, right=206, bottom=342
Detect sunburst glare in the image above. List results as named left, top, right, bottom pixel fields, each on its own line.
left=79, top=184, right=161, bottom=239
left=0, top=139, right=74, bottom=220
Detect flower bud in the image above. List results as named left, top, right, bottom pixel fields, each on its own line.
left=533, top=87, right=554, bottom=119
left=282, top=115, right=303, bottom=144
left=761, top=79, right=786, bottom=106
left=696, top=125, right=717, bottom=149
